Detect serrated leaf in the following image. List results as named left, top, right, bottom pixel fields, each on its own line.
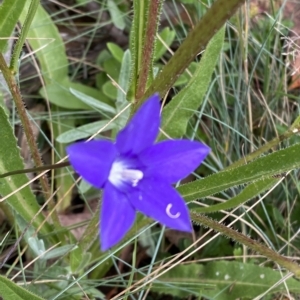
left=179, top=143, right=300, bottom=201
left=0, top=0, right=26, bottom=52
left=0, top=107, right=53, bottom=236
left=160, top=26, right=225, bottom=139
left=0, top=275, right=45, bottom=300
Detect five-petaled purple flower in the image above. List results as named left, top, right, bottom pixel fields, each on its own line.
left=67, top=94, right=210, bottom=250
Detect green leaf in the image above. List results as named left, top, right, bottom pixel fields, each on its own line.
left=145, top=0, right=245, bottom=99
left=149, top=262, right=300, bottom=299
left=70, top=88, right=116, bottom=114
left=0, top=275, right=45, bottom=300
left=102, top=81, right=118, bottom=100
left=19, top=2, right=68, bottom=83
left=160, top=26, right=225, bottom=139
left=40, top=78, right=107, bottom=110
left=116, top=49, right=131, bottom=128
left=43, top=244, right=77, bottom=260
left=107, top=42, right=124, bottom=63
left=0, top=107, right=53, bottom=242
left=154, top=27, right=176, bottom=61
left=103, top=57, right=121, bottom=81
left=107, top=0, right=126, bottom=30
left=51, top=108, right=76, bottom=212
left=0, top=0, right=26, bottom=52
left=56, top=120, right=116, bottom=144
left=194, top=177, right=277, bottom=213
left=179, top=143, right=300, bottom=202
left=202, top=261, right=300, bottom=299
left=116, top=49, right=131, bottom=109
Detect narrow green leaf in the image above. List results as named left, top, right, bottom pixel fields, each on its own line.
left=202, top=261, right=300, bottom=299
left=19, top=2, right=68, bottom=83
left=51, top=109, right=75, bottom=212
left=0, top=275, right=45, bottom=300
left=107, top=0, right=126, bottom=30
left=116, top=49, right=131, bottom=128
left=145, top=0, right=245, bottom=99
left=0, top=0, right=26, bottom=52
left=56, top=120, right=116, bottom=144
left=117, top=50, right=131, bottom=109
left=160, top=26, right=225, bottom=139
left=194, top=177, right=278, bottom=213
left=148, top=262, right=300, bottom=299
left=70, top=88, right=116, bottom=114
left=0, top=107, right=53, bottom=239
left=179, top=143, right=300, bottom=201
left=227, top=115, right=300, bottom=169
left=40, top=79, right=106, bottom=110
left=43, top=244, right=77, bottom=260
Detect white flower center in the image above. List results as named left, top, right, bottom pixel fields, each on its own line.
left=108, top=160, right=143, bottom=187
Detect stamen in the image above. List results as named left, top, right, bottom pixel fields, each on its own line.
left=122, top=169, right=143, bottom=187
left=108, top=160, right=143, bottom=187
left=166, top=204, right=181, bottom=219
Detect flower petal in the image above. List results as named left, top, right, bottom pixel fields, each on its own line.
left=116, top=94, right=161, bottom=155
left=130, top=178, right=192, bottom=232
left=101, top=182, right=136, bottom=251
left=140, top=140, right=210, bottom=183
left=67, top=140, right=117, bottom=188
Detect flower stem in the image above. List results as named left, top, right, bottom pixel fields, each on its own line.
left=0, top=54, right=48, bottom=192
left=191, top=211, right=300, bottom=277
left=135, top=0, right=162, bottom=101
left=10, top=0, right=39, bottom=73
left=0, top=53, right=64, bottom=239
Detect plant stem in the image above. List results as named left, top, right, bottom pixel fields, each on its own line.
left=0, top=54, right=49, bottom=194
left=143, top=0, right=246, bottom=102
left=191, top=212, right=300, bottom=277
left=10, top=0, right=39, bottom=73
left=0, top=162, right=70, bottom=179
left=135, top=0, right=162, bottom=101
left=0, top=53, right=64, bottom=240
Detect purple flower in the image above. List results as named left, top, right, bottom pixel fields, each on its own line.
left=66, top=94, right=210, bottom=250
